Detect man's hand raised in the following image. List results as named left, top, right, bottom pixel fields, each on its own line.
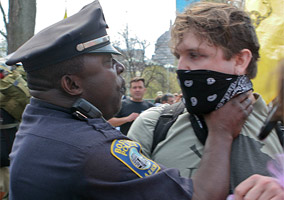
left=204, top=91, right=253, bottom=139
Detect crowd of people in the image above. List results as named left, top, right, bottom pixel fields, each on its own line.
left=1, top=0, right=283, bottom=199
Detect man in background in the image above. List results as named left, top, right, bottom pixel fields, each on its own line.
left=161, top=93, right=175, bottom=105
left=108, top=77, right=154, bottom=135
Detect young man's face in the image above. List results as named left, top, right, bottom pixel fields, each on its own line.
left=130, top=81, right=146, bottom=102
left=175, top=31, right=237, bottom=74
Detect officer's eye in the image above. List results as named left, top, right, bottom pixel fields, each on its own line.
left=113, top=58, right=125, bottom=74
left=104, top=56, right=113, bottom=67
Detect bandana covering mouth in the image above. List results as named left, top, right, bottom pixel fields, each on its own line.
left=177, top=70, right=253, bottom=115
left=177, top=69, right=253, bottom=145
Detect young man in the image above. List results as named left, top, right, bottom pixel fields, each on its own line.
left=128, top=2, right=284, bottom=197
left=108, top=77, right=154, bottom=135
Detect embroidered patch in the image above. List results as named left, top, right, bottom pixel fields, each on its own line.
left=111, top=139, right=160, bottom=178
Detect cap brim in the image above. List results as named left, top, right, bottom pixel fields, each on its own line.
left=88, top=43, right=121, bottom=55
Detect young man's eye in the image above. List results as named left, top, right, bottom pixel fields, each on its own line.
left=189, top=52, right=199, bottom=59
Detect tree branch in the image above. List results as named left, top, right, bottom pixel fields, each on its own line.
left=0, top=30, right=7, bottom=39
left=0, top=1, right=8, bottom=37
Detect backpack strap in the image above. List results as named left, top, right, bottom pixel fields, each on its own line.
left=275, top=122, right=284, bottom=147
left=151, top=101, right=185, bottom=153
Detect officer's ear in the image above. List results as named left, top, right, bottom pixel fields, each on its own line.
left=61, top=75, right=83, bottom=96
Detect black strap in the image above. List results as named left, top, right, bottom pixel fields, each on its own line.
left=189, top=114, right=208, bottom=145
left=275, top=122, right=284, bottom=147
left=151, top=102, right=185, bottom=153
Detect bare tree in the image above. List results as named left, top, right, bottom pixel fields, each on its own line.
left=113, top=25, right=181, bottom=98
left=0, top=0, right=36, bottom=54
left=113, top=25, right=150, bottom=82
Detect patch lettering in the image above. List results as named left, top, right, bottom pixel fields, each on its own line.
left=111, top=139, right=160, bottom=178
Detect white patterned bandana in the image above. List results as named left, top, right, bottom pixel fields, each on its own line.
left=177, top=69, right=253, bottom=115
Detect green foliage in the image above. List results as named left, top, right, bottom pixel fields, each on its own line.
left=142, top=65, right=180, bottom=99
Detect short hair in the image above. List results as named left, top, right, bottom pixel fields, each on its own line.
left=161, top=93, right=174, bottom=102
left=154, top=96, right=161, bottom=104
left=27, top=54, right=85, bottom=91
left=171, top=2, right=260, bottom=79
left=130, top=77, right=145, bottom=87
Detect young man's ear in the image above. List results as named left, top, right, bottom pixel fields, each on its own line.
left=234, top=49, right=252, bottom=75
left=61, top=75, right=83, bottom=96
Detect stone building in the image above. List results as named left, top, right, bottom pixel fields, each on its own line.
left=151, top=30, right=176, bottom=67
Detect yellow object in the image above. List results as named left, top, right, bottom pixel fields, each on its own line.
left=245, top=0, right=284, bottom=103
left=64, top=8, right=67, bottom=19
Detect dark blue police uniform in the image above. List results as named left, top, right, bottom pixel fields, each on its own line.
left=9, top=98, right=193, bottom=199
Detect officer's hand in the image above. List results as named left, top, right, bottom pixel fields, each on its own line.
left=204, top=92, right=253, bottom=139
left=233, top=174, right=284, bottom=200
left=127, top=113, right=139, bottom=122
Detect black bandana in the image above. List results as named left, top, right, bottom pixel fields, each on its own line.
left=177, top=69, right=253, bottom=145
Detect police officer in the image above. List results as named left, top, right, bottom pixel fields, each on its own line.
left=6, top=1, right=253, bottom=199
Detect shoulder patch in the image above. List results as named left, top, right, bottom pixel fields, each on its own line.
left=111, top=139, right=161, bottom=178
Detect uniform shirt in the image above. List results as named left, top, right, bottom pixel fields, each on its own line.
left=9, top=98, right=193, bottom=200
left=115, top=98, right=154, bottom=135
left=128, top=93, right=284, bottom=192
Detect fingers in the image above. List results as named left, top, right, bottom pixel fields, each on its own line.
left=242, top=97, right=252, bottom=109
left=234, top=175, right=284, bottom=200
left=234, top=175, right=256, bottom=200
left=243, top=98, right=253, bottom=116
left=234, top=91, right=251, bottom=103
left=127, top=113, right=139, bottom=122
left=258, top=183, right=284, bottom=200
left=232, top=91, right=253, bottom=117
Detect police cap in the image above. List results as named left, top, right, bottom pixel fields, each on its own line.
left=6, top=0, right=120, bottom=72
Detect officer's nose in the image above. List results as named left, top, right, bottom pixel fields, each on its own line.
left=113, top=59, right=125, bottom=74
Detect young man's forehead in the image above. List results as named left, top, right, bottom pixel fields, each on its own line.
left=175, top=42, right=209, bottom=55
left=176, top=32, right=219, bottom=53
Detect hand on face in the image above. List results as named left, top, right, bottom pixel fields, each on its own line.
left=204, top=91, right=253, bottom=139
left=233, top=174, right=284, bottom=200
